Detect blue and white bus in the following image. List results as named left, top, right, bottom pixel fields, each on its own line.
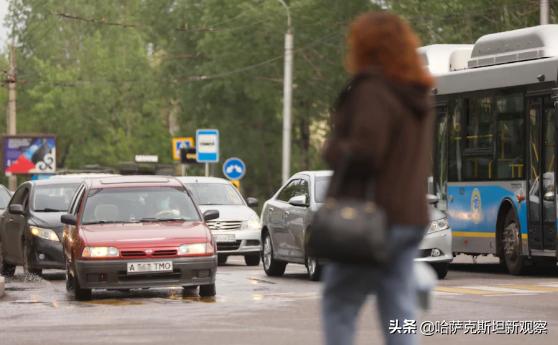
left=426, top=25, right=558, bottom=274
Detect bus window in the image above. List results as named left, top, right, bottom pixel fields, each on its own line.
left=463, top=96, right=494, bottom=180
left=496, top=93, right=524, bottom=179
left=434, top=106, right=448, bottom=208
left=448, top=98, right=463, bottom=181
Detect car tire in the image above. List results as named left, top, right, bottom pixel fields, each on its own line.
left=0, top=241, right=16, bottom=277
left=501, top=210, right=525, bottom=275
left=218, top=254, right=228, bottom=266
left=262, top=232, right=286, bottom=277
left=431, top=262, right=449, bottom=279
left=305, top=256, right=321, bottom=281
left=199, top=283, right=216, bottom=297
left=244, top=254, right=260, bottom=266
left=22, top=240, right=42, bottom=276
left=66, top=263, right=91, bottom=301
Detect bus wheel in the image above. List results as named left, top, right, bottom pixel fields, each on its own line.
left=502, top=211, right=525, bottom=275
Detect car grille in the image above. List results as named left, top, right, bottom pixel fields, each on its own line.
left=217, top=240, right=242, bottom=251
left=120, top=249, right=178, bottom=257
left=206, top=220, right=243, bottom=231
left=153, top=249, right=177, bottom=257
left=121, top=250, right=147, bottom=257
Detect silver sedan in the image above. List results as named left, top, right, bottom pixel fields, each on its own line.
left=260, top=171, right=453, bottom=281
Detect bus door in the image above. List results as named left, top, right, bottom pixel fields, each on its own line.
left=527, top=96, right=557, bottom=251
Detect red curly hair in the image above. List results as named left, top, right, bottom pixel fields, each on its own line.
left=346, top=11, right=433, bottom=88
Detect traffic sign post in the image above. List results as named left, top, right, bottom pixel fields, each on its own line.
left=196, top=129, right=219, bottom=176
left=223, top=157, right=246, bottom=180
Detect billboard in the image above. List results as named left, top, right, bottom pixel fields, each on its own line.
left=3, top=136, right=56, bottom=175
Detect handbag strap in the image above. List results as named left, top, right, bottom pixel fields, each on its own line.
left=329, top=73, right=402, bottom=201
left=328, top=74, right=372, bottom=199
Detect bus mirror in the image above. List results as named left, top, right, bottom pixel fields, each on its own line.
left=543, top=191, right=555, bottom=202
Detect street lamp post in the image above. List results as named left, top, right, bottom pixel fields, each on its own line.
left=278, top=0, right=293, bottom=185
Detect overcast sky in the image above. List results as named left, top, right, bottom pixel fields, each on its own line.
left=0, top=0, right=8, bottom=50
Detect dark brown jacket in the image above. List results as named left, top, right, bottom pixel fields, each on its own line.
left=323, top=69, right=434, bottom=227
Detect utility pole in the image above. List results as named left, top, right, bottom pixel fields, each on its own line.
left=540, top=0, right=549, bottom=25
left=6, top=43, right=17, bottom=191
left=278, top=0, right=293, bottom=185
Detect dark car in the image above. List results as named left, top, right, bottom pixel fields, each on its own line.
left=0, top=179, right=81, bottom=277
left=61, top=176, right=219, bottom=300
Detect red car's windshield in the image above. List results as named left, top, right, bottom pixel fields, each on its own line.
left=81, top=187, right=200, bottom=225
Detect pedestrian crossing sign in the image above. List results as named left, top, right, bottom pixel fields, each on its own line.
left=172, top=137, right=194, bottom=161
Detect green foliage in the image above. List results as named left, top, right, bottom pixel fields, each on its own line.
left=3, top=0, right=557, bottom=200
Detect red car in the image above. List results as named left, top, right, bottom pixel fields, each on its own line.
left=61, top=176, right=219, bottom=300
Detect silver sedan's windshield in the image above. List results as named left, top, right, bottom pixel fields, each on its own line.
left=187, top=183, right=244, bottom=206
left=81, top=187, right=200, bottom=225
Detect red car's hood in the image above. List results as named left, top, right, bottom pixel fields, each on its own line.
left=80, top=221, right=210, bottom=248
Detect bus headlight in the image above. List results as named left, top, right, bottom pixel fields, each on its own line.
left=428, top=218, right=449, bottom=234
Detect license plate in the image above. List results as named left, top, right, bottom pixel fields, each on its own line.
left=127, top=261, right=173, bottom=274
left=214, top=234, right=235, bottom=242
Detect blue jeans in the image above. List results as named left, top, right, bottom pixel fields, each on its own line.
left=321, top=225, right=425, bottom=345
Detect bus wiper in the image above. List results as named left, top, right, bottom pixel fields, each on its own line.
left=34, top=208, right=65, bottom=212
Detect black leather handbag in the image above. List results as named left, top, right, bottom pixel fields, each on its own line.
left=306, top=159, right=390, bottom=265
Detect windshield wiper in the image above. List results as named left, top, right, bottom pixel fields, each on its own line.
left=34, top=208, right=65, bottom=212
left=139, top=217, right=188, bottom=222
left=82, top=220, right=122, bottom=225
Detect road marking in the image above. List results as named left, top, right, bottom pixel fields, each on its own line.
left=499, top=284, right=558, bottom=293
left=435, top=286, right=508, bottom=295
left=464, top=285, right=535, bottom=294
left=435, top=281, right=558, bottom=297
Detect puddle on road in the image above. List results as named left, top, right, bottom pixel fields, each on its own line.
left=5, top=286, right=39, bottom=292
left=84, top=299, right=144, bottom=306
left=248, top=277, right=276, bottom=285
left=165, top=289, right=216, bottom=304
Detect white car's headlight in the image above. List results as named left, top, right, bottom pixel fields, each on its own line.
left=178, top=243, right=214, bottom=256
left=82, top=246, right=119, bottom=258
left=428, top=218, right=449, bottom=234
left=241, top=219, right=261, bottom=231
left=30, top=226, right=59, bottom=241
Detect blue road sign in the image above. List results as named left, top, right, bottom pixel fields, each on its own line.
left=196, top=129, right=219, bottom=163
left=223, top=157, right=246, bottom=180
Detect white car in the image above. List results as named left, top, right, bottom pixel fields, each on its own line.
left=177, top=177, right=262, bottom=266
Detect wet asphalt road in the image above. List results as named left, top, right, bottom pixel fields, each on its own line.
left=1, top=255, right=558, bottom=345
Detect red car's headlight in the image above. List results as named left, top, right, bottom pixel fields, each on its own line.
left=82, top=246, right=120, bottom=258
left=178, top=243, right=214, bottom=256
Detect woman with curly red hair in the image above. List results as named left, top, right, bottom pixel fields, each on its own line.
left=321, top=11, right=434, bottom=345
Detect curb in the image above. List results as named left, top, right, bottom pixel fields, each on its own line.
left=0, top=276, right=4, bottom=298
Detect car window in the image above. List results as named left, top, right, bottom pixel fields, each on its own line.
left=81, top=187, right=200, bottom=225
left=276, top=179, right=300, bottom=202
left=0, top=187, right=11, bottom=209
left=10, top=185, right=27, bottom=206
left=68, top=185, right=85, bottom=214
left=69, top=185, right=86, bottom=215
left=314, top=176, right=330, bottom=203
left=32, top=184, right=80, bottom=212
left=293, top=179, right=309, bottom=199
left=187, top=183, right=244, bottom=206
